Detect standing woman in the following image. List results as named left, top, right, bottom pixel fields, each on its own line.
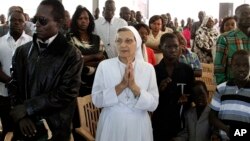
left=182, top=17, right=192, bottom=49
left=67, top=5, right=104, bottom=96
left=146, top=15, right=173, bottom=65
left=92, top=26, right=159, bottom=141
left=193, top=16, right=219, bottom=63
left=134, top=23, right=156, bottom=66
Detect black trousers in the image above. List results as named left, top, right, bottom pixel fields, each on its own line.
left=0, top=96, right=13, bottom=141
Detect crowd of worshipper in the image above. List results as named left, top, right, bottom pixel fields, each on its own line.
left=0, top=0, right=249, bottom=141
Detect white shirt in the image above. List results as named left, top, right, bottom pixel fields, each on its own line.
left=0, top=31, right=32, bottom=96
left=145, top=30, right=172, bottom=49
left=94, top=17, right=127, bottom=58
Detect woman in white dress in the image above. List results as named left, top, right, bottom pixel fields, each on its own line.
left=92, top=26, right=159, bottom=141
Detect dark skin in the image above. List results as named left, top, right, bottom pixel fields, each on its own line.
left=9, top=13, right=25, bottom=41
left=171, top=82, right=209, bottom=141
left=0, top=68, right=11, bottom=83
left=0, top=12, right=25, bottom=83
left=77, top=10, right=104, bottom=67
left=179, top=47, right=202, bottom=77
left=160, top=37, right=189, bottom=104
left=235, top=5, right=250, bottom=36
left=120, top=7, right=131, bottom=22
left=193, top=84, right=208, bottom=107
left=198, top=11, right=205, bottom=22
left=209, top=54, right=250, bottom=137
left=103, top=0, right=116, bottom=23
left=94, top=8, right=100, bottom=19
left=149, top=18, right=163, bottom=51
left=176, top=32, right=202, bottom=77
left=10, top=4, right=62, bottom=138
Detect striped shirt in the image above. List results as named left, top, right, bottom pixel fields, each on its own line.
left=210, top=81, right=250, bottom=124
left=214, top=29, right=250, bottom=84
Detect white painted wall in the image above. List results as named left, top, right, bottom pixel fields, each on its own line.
left=0, top=0, right=249, bottom=22
left=0, top=0, right=92, bottom=18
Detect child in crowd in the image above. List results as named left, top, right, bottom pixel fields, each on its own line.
left=174, top=31, right=202, bottom=77
left=172, top=80, right=212, bottom=141
left=152, top=33, right=194, bottom=141
left=209, top=50, right=250, bottom=141
left=219, top=16, right=236, bottom=34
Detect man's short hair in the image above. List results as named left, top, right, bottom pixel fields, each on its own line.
left=39, top=0, right=65, bottom=23
left=232, top=50, right=250, bottom=62
left=105, top=0, right=115, bottom=6
left=8, top=11, right=25, bottom=21
left=235, top=4, right=250, bottom=15
left=8, top=6, right=23, bottom=17
left=159, top=33, right=178, bottom=49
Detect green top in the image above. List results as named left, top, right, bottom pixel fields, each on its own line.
left=214, top=29, right=250, bottom=84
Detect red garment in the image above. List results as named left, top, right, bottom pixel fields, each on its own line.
left=146, top=47, right=156, bottom=66
left=182, top=28, right=191, bottom=48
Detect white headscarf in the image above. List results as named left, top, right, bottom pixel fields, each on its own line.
left=117, top=26, right=145, bottom=62
left=201, top=15, right=214, bottom=28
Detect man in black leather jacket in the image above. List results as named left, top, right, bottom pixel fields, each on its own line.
left=7, top=0, right=83, bottom=140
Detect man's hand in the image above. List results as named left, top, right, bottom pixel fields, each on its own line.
left=19, top=117, right=37, bottom=137
left=10, top=104, right=27, bottom=122
left=159, top=77, right=172, bottom=91
left=178, top=94, right=190, bottom=104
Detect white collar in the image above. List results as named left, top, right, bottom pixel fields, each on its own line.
left=6, top=31, right=26, bottom=40
left=102, top=17, right=115, bottom=25
left=36, top=33, right=58, bottom=46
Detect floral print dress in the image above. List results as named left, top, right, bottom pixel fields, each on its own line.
left=194, top=16, right=219, bottom=63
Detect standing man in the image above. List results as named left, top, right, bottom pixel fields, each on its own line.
left=7, top=0, right=83, bottom=140
left=60, top=10, right=71, bottom=36
left=214, top=4, right=250, bottom=84
left=191, top=11, right=205, bottom=50
left=94, top=7, right=100, bottom=20
left=0, top=11, right=32, bottom=141
left=135, top=11, right=144, bottom=24
left=0, top=14, right=6, bottom=25
left=120, top=6, right=131, bottom=22
left=95, top=0, right=127, bottom=58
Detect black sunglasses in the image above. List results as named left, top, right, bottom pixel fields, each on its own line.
left=32, top=16, right=48, bottom=26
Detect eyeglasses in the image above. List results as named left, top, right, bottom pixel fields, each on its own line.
left=32, top=16, right=48, bottom=26
left=115, top=38, right=135, bottom=45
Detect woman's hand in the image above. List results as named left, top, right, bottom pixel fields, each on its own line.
left=127, top=63, right=140, bottom=97
left=122, top=63, right=130, bottom=87
left=116, top=62, right=140, bottom=97
left=115, top=64, right=129, bottom=95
